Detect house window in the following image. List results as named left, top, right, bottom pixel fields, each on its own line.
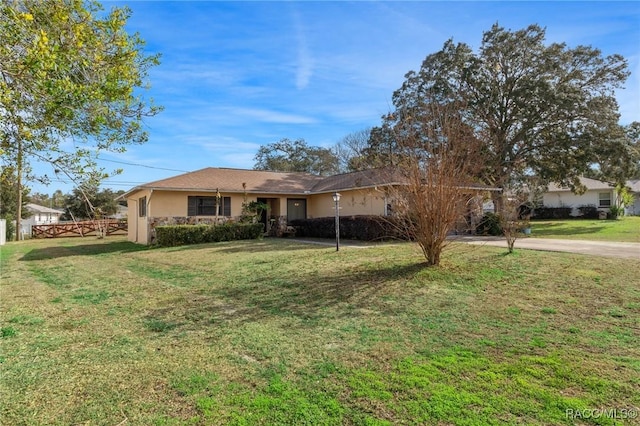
left=598, top=192, right=611, bottom=208
left=139, top=196, right=147, bottom=217
left=287, top=198, right=307, bottom=222
left=188, top=196, right=231, bottom=216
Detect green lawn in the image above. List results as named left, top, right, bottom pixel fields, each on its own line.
left=531, top=216, right=640, bottom=243
left=1, top=237, right=639, bottom=425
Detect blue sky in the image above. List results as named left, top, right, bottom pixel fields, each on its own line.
left=33, top=1, right=640, bottom=194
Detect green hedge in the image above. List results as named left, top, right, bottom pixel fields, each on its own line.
left=289, top=215, right=407, bottom=241
left=531, top=207, right=572, bottom=219
left=155, top=223, right=263, bottom=247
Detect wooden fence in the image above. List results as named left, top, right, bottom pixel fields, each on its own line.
left=32, top=220, right=127, bottom=239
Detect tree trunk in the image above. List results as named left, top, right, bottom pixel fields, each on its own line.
left=491, top=190, right=503, bottom=214
left=15, top=138, right=23, bottom=241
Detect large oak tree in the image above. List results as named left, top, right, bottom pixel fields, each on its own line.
left=253, top=138, right=338, bottom=176
left=374, top=24, right=630, bottom=209
left=1, top=0, right=161, bottom=239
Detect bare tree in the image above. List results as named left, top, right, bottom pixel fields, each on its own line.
left=333, top=128, right=372, bottom=172
left=387, top=99, right=483, bottom=266
left=498, top=189, right=531, bottom=254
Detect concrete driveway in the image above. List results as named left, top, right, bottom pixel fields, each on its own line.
left=457, top=236, right=640, bottom=260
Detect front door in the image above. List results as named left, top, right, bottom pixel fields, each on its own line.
left=287, top=198, right=307, bottom=222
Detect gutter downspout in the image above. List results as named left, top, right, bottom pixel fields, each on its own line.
left=131, top=199, right=138, bottom=243
left=147, top=189, right=154, bottom=244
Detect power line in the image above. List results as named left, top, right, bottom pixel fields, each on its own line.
left=98, top=158, right=189, bottom=173
left=45, top=178, right=146, bottom=187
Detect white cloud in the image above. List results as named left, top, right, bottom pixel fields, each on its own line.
left=291, top=7, right=313, bottom=90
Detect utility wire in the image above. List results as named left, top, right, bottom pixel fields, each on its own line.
left=97, top=158, right=189, bottom=173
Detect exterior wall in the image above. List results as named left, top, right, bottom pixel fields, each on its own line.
left=126, top=188, right=152, bottom=244
left=543, top=189, right=617, bottom=216
left=31, top=212, right=60, bottom=225
left=309, top=189, right=387, bottom=218
left=126, top=188, right=390, bottom=244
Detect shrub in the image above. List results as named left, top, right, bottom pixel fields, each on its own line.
left=155, top=223, right=263, bottom=247
left=609, top=206, right=624, bottom=219
left=531, top=207, right=572, bottom=220
left=289, top=215, right=406, bottom=241
left=475, top=213, right=502, bottom=236
left=577, top=205, right=599, bottom=219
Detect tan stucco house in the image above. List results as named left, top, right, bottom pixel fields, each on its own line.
left=121, top=167, right=404, bottom=244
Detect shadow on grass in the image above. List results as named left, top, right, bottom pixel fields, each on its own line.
left=146, top=261, right=427, bottom=328
left=19, top=237, right=329, bottom=261
left=163, top=238, right=329, bottom=254
left=19, top=240, right=150, bottom=261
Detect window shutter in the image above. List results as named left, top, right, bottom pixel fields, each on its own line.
left=139, top=196, right=147, bottom=217
left=187, top=196, right=197, bottom=216
left=222, top=197, right=231, bottom=216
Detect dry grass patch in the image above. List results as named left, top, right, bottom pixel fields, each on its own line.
left=1, top=237, right=638, bottom=425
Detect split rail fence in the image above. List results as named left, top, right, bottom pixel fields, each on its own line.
left=32, top=220, right=127, bottom=239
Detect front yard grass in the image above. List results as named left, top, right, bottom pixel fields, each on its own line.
left=1, top=236, right=639, bottom=425
left=531, top=216, right=640, bottom=243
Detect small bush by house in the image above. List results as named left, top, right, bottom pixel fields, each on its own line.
left=155, top=223, right=263, bottom=247
left=475, top=213, right=502, bottom=236
left=577, top=205, right=599, bottom=219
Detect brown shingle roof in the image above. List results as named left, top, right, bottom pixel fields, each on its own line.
left=121, top=166, right=500, bottom=200
left=125, top=167, right=324, bottom=195
left=310, top=168, right=402, bottom=193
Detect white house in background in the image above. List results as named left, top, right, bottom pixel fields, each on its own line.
left=626, top=179, right=640, bottom=216
left=543, top=177, right=640, bottom=216
left=20, top=203, right=63, bottom=237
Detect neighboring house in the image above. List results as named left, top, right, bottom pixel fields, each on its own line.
left=20, top=203, right=63, bottom=237
left=543, top=177, right=639, bottom=216
left=626, top=179, right=640, bottom=216
left=121, top=167, right=494, bottom=244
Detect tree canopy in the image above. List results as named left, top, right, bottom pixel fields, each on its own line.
left=253, top=138, right=338, bottom=176
left=63, top=185, right=122, bottom=220
left=373, top=23, right=630, bottom=197
left=589, top=121, right=640, bottom=184
left=1, top=0, right=161, bottom=238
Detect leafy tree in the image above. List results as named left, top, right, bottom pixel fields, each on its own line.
left=64, top=185, right=119, bottom=220
left=585, top=121, right=640, bottom=214
left=0, top=165, right=30, bottom=240
left=28, top=192, right=50, bottom=206
left=253, top=138, right=338, bottom=176
left=380, top=23, right=629, bottom=210
left=51, top=189, right=66, bottom=209
left=28, top=189, right=66, bottom=208
left=1, top=0, right=161, bottom=240
left=590, top=122, right=640, bottom=183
